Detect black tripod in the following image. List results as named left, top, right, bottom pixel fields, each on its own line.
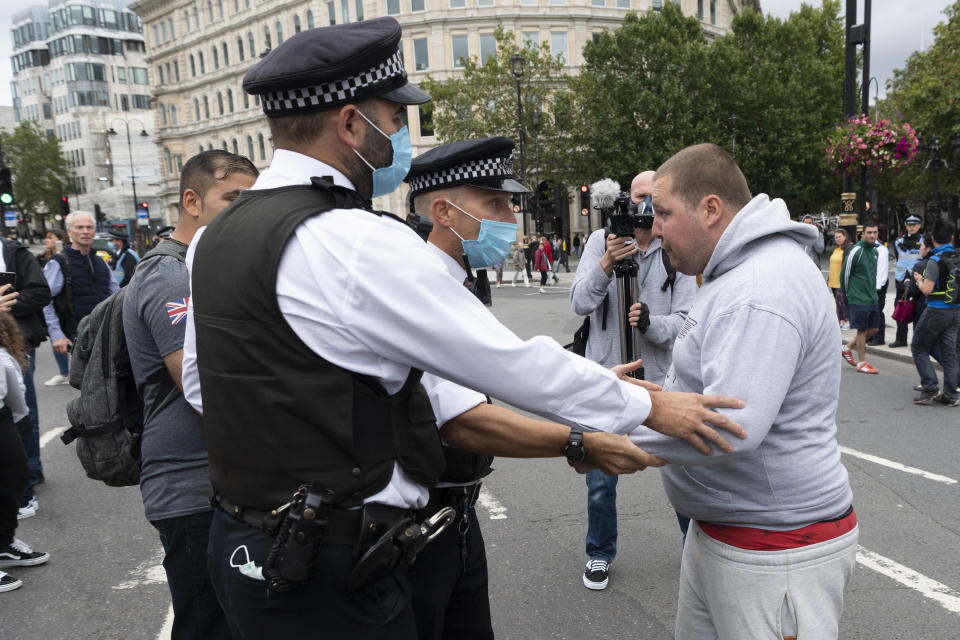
left=613, top=258, right=644, bottom=380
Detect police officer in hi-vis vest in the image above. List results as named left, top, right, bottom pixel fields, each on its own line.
left=184, top=17, right=745, bottom=639
left=889, top=213, right=924, bottom=347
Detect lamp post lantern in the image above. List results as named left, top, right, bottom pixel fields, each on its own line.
left=511, top=50, right=527, bottom=234
left=107, top=118, right=149, bottom=222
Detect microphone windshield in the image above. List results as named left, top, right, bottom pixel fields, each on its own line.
left=590, top=178, right=621, bottom=210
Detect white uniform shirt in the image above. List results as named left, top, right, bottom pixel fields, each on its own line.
left=182, top=149, right=653, bottom=509
left=876, top=242, right=889, bottom=288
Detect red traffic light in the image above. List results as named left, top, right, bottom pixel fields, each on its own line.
left=61, top=196, right=68, bottom=203
left=579, top=185, right=588, bottom=193
left=140, top=202, right=149, bottom=209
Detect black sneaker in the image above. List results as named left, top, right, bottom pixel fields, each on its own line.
left=582, top=558, right=610, bottom=590
left=933, top=394, right=960, bottom=407
left=888, top=341, right=908, bottom=348
left=914, top=391, right=939, bottom=405
left=0, top=539, right=50, bottom=568
left=913, top=384, right=924, bottom=392
left=0, top=570, right=22, bottom=592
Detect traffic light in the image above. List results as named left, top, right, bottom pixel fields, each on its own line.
left=579, top=185, right=590, bottom=216
left=94, top=203, right=104, bottom=225
left=60, top=196, right=70, bottom=215
left=0, top=167, right=12, bottom=205
left=511, top=194, right=522, bottom=214
left=140, top=201, right=150, bottom=214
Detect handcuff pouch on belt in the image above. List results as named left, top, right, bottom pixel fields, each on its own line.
left=348, top=503, right=455, bottom=591
left=263, top=481, right=335, bottom=592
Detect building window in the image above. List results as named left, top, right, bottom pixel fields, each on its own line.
left=411, top=0, right=424, bottom=10
left=451, top=35, right=468, bottom=68
left=523, top=31, right=539, bottom=48
left=276, top=21, right=284, bottom=44
left=248, top=32, right=255, bottom=58
left=294, top=15, right=302, bottom=33
left=386, top=0, right=400, bottom=15
left=307, top=10, right=315, bottom=28
left=237, top=36, right=245, bottom=60
left=174, top=60, right=180, bottom=82
left=652, top=0, right=662, bottom=9
left=227, top=88, right=234, bottom=112
left=168, top=17, right=174, bottom=38
left=222, top=42, right=229, bottom=66
left=327, top=2, right=336, bottom=25
left=213, top=46, right=219, bottom=70
left=258, top=133, right=266, bottom=160
left=232, top=138, right=238, bottom=155
left=592, top=0, right=604, bottom=5
left=221, top=140, right=227, bottom=151
left=217, top=0, right=224, bottom=19
left=208, top=1, right=214, bottom=21
left=157, top=65, right=164, bottom=84
left=521, top=0, right=537, bottom=5
left=264, top=26, right=272, bottom=51
left=190, top=54, right=196, bottom=76
left=243, top=91, right=250, bottom=108
left=478, top=0, right=493, bottom=4
left=152, top=25, right=159, bottom=44
left=217, top=91, right=224, bottom=115
left=199, top=51, right=206, bottom=74
left=247, top=135, right=254, bottom=159
left=419, top=103, right=434, bottom=137
left=184, top=10, right=190, bottom=31
left=203, top=95, right=210, bottom=118
left=548, top=0, right=565, bottom=5
left=449, top=0, right=465, bottom=6
left=194, top=98, right=200, bottom=120
left=340, top=0, right=349, bottom=24
left=617, top=0, right=629, bottom=6
left=711, top=0, right=716, bottom=23
left=479, top=33, right=496, bottom=63
left=355, top=0, right=364, bottom=20
left=413, top=37, right=429, bottom=70
left=550, top=31, right=568, bottom=63
left=697, top=0, right=704, bottom=19
left=170, top=105, right=178, bottom=125
left=160, top=103, right=167, bottom=125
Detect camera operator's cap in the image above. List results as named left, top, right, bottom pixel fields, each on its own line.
left=243, top=17, right=429, bottom=117
left=406, top=137, right=531, bottom=198
left=905, top=214, right=921, bottom=224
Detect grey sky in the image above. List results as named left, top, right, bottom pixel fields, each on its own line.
left=0, top=1, right=953, bottom=107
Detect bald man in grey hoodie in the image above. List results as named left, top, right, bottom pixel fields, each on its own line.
left=635, top=143, right=856, bottom=640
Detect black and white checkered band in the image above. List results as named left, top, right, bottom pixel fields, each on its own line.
left=260, top=50, right=405, bottom=115
left=408, top=155, right=515, bottom=194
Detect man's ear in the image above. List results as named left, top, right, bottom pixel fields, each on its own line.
left=335, top=104, right=365, bottom=150
left=431, top=196, right=455, bottom=229
left=701, top=194, right=724, bottom=228
left=181, top=188, right=203, bottom=220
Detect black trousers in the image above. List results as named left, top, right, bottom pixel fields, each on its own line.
left=207, top=510, right=417, bottom=640
left=871, top=282, right=889, bottom=342
left=0, top=406, right=28, bottom=547
left=407, top=506, right=493, bottom=640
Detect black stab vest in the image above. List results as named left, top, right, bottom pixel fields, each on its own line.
left=191, top=180, right=445, bottom=510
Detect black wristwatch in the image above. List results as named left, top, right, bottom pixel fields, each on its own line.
left=563, top=430, right=586, bottom=464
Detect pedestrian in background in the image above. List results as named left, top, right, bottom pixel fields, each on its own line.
left=573, top=233, right=582, bottom=257
left=39, top=231, right=65, bottom=267
left=510, top=241, right=529, bottom=287
left=829, top=228, right=852, bottom=330
left=535, top=240, right=549, bottom=293
left=0, top=312, right=50, bottom=593
left=841, top=221, right=881, bottom=374
left=800, top=214, right=824, bottom=268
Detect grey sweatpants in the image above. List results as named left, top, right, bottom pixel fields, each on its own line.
left=675, top=520, right=858, bottom=640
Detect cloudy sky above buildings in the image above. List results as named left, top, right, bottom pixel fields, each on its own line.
left=0, top=1, right=953, bottom=107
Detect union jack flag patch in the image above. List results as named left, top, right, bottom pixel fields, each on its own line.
left=166, top=298, right=190, bottom=325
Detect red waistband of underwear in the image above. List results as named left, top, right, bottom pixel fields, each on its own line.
left=698, top=507, right=857, bottom=551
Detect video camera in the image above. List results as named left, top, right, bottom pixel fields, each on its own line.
left=591, top=178, right=654, bottom=238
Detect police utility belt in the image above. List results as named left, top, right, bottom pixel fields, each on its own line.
left=211, top=482, right=455, bottom=592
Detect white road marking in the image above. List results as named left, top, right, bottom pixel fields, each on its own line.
left=39, top=426, right=66, bottom=448
left=857, top=546, right=960, bottom=615
left=156, top=606, right=174, bottom=640
left=840, top=446, right=957, bottom=485
left=477, top=487, right=507, bottom=520
left=113, top=550, right=166, bottom=590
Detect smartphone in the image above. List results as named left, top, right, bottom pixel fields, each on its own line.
left=0, top=272, right=16, bottom=291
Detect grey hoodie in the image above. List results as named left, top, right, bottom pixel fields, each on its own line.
left=630, top=194, right=852, bottom=529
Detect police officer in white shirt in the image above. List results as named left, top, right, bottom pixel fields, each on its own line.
left=184, top=17, right=745, bottom=639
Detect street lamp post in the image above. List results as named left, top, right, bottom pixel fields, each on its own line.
left=511, top=50, right=527, bottom=235
left=107, top=118, right=149, bottom=224
left=531, top=105, right=541, bottom=234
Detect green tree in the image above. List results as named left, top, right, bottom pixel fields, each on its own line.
left=419, top=25, right=572, bottom=195
left=0, top=120, right=70, bottom=230
left=873, top=0, right=960, bottom=213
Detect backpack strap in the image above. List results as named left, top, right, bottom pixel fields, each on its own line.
left=660, top=248, right=677, bottom=292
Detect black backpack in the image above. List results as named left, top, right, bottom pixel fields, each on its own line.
left=933, top=251, right=960, bottom=306
left=60, top=242, right=183, bottom=487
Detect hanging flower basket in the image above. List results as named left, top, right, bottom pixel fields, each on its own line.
left=825, top=115, right=919, bottom=176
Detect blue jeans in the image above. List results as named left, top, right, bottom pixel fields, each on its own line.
left=585, top=469, right=618, bottom=562
left=911, top=306, right=960, bottom=401
left=51, top=344, right=70, bottom=376
left=23, top=349, right=42, bottom=484
left=151, top=510, right=231, bottom=640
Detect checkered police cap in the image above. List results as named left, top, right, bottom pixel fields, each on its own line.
left=243, top=17, right=429, bottom=117
left=406, top=137, right=531, bottom=199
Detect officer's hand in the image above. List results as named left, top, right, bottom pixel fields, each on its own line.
left=0, top=284, right=19, bottom=314
left=611, top=359, right=661, bottom=391
left=53, top=337, right=72, bottom=355
left=628, top=302, right=651, bottom=333
left=572, top=432, right=666, bottom=475
left=600, top=234, right=638, bottom=276
left=645, top=392, right=746, bottom=456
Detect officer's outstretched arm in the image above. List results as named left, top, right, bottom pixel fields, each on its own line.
left=440, top=404, right=664, bottom=475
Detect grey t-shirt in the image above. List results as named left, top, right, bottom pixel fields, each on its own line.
left=122, top=243, right=212, bottom=522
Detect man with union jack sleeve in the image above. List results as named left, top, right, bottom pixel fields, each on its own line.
left=122, top=150, right=257, bottom=640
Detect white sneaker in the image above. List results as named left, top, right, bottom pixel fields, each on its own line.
left=17, top=497, right=38, bottom=520
left=539, top=287, right=547, bottom=293
left=583, top=558, right=610, bottom=590
left=0, top=571, right=23, bottom=592
left=43, top=374, right=69, bottom=386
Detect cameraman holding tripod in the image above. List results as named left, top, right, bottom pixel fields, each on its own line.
left=570, top=171, right=697, bottom=590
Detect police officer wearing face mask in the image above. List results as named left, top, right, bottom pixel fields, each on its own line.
left=108, top=230, right=139, bottom=288
left=184, top=17, right=746, bottom=640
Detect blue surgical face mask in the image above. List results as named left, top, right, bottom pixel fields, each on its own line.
left=446, top=199, right=518, bottom=267
left=352, top=110, right=412, bottom=199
